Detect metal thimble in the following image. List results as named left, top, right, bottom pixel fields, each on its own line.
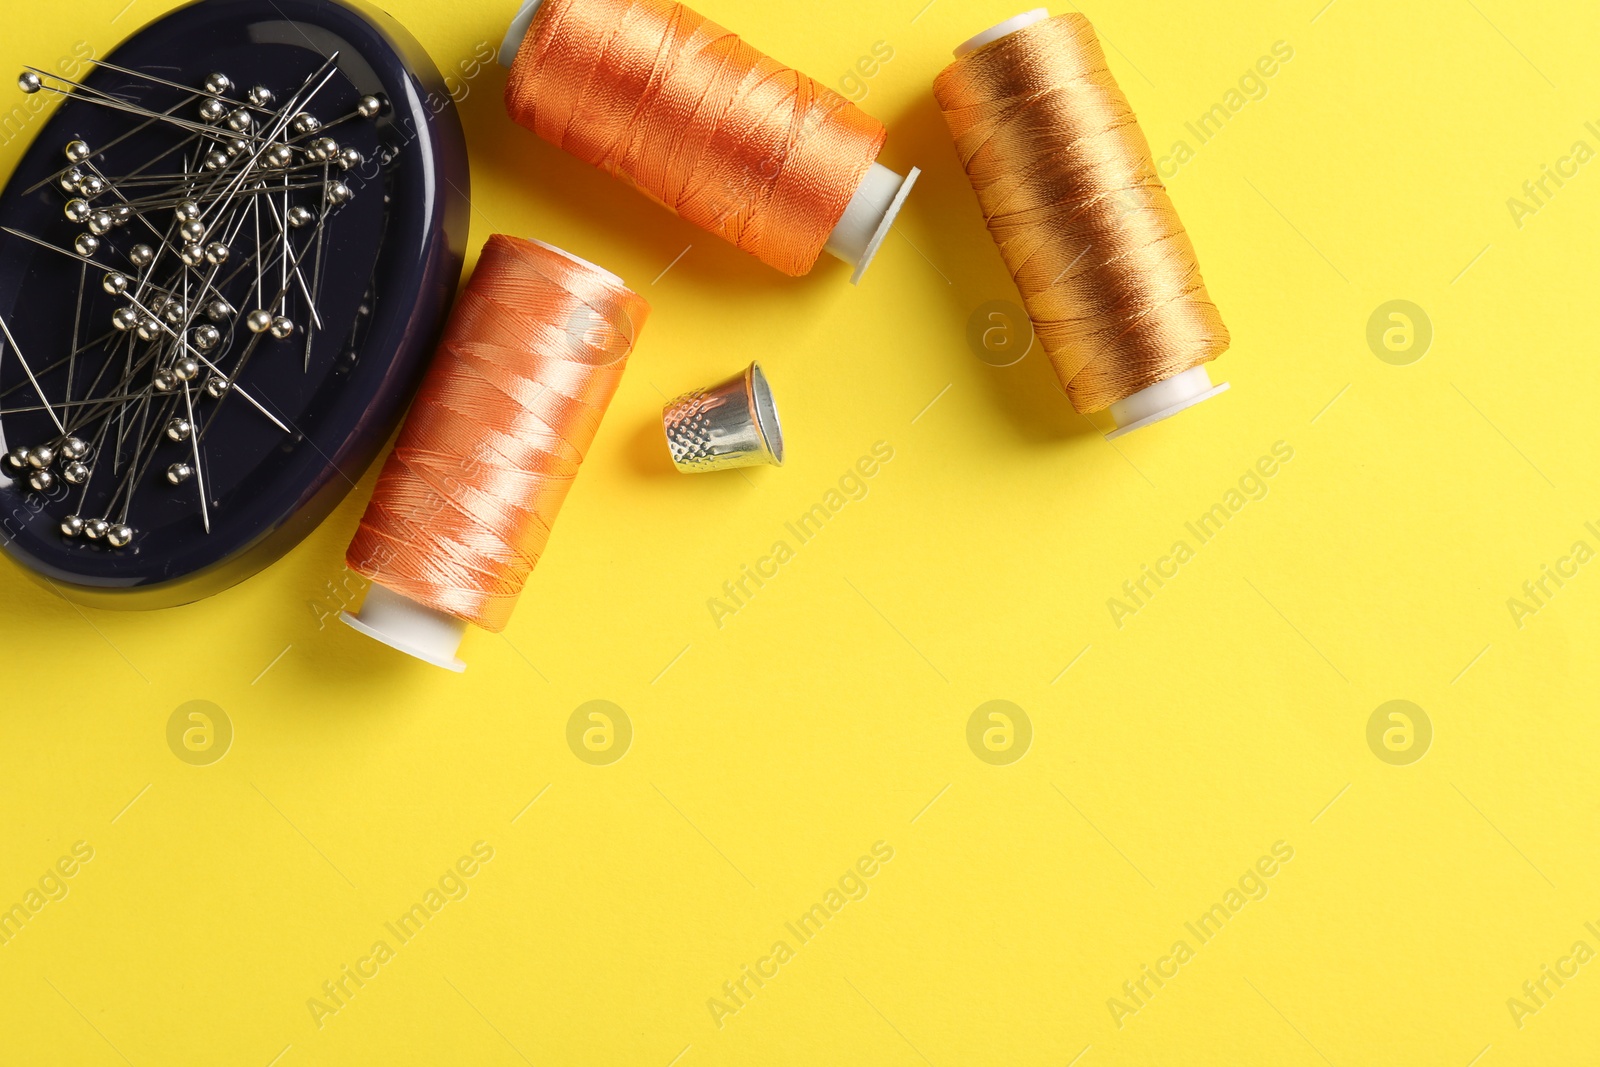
left=662, top=362, right=785, bottom=473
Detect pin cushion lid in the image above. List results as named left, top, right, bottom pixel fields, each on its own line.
left=0, top=0, right=469, bottom=608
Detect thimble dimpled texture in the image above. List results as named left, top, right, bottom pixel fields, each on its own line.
left=664, top=390, right=723, bottom=472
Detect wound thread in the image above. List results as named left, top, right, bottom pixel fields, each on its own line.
left=934, top=13, right=1230, bottom=414
left=346, top=234, right=649, bottom=632
left=504, top=0, right=887, bottom=276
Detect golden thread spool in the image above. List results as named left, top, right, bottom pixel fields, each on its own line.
left=935, top=10, right=1231, bottom=436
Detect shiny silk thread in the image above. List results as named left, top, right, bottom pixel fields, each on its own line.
left=504, top=0, right=886, bottom=276
left=347, top=235, right=650, bottom=631
left=934, top=13, right=1230, bottom=413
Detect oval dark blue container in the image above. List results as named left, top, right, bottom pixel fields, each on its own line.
left=0, top=0, right=469, bottom=608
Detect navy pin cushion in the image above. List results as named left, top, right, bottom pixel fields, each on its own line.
left=0, top=0, right=470, bottom=607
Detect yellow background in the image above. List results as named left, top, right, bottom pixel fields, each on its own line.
left=3, top=0, right=1599, bottom=1063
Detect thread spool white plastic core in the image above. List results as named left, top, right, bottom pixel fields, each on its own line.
left=342, top=583, right=468, bottom=672
left=954, top=9, right=1049, bottom=57
left=501, top=0, right=918, bottom=285
left=826, top=163, right=921, bottom=284
left=1106, top=366, right=1230, bottom=439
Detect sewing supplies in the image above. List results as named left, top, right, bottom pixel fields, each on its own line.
left=0, top=0, right=469, bottom=606
left=935, top=9, right=1231, bottom=437
left=663, top=362, right=784, bottom=473
left=500, top=0, right=920, bottom=284
left=342, top=235, right=650, bottom=671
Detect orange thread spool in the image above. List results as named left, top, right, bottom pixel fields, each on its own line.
left=502, top=0, right=917, bottom=280
left=342, top=234, right=649, bottom=670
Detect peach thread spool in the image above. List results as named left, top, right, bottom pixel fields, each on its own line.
left=342, top=234, right=650, bottom=670
left=499, top=0, right=920, bottom=283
